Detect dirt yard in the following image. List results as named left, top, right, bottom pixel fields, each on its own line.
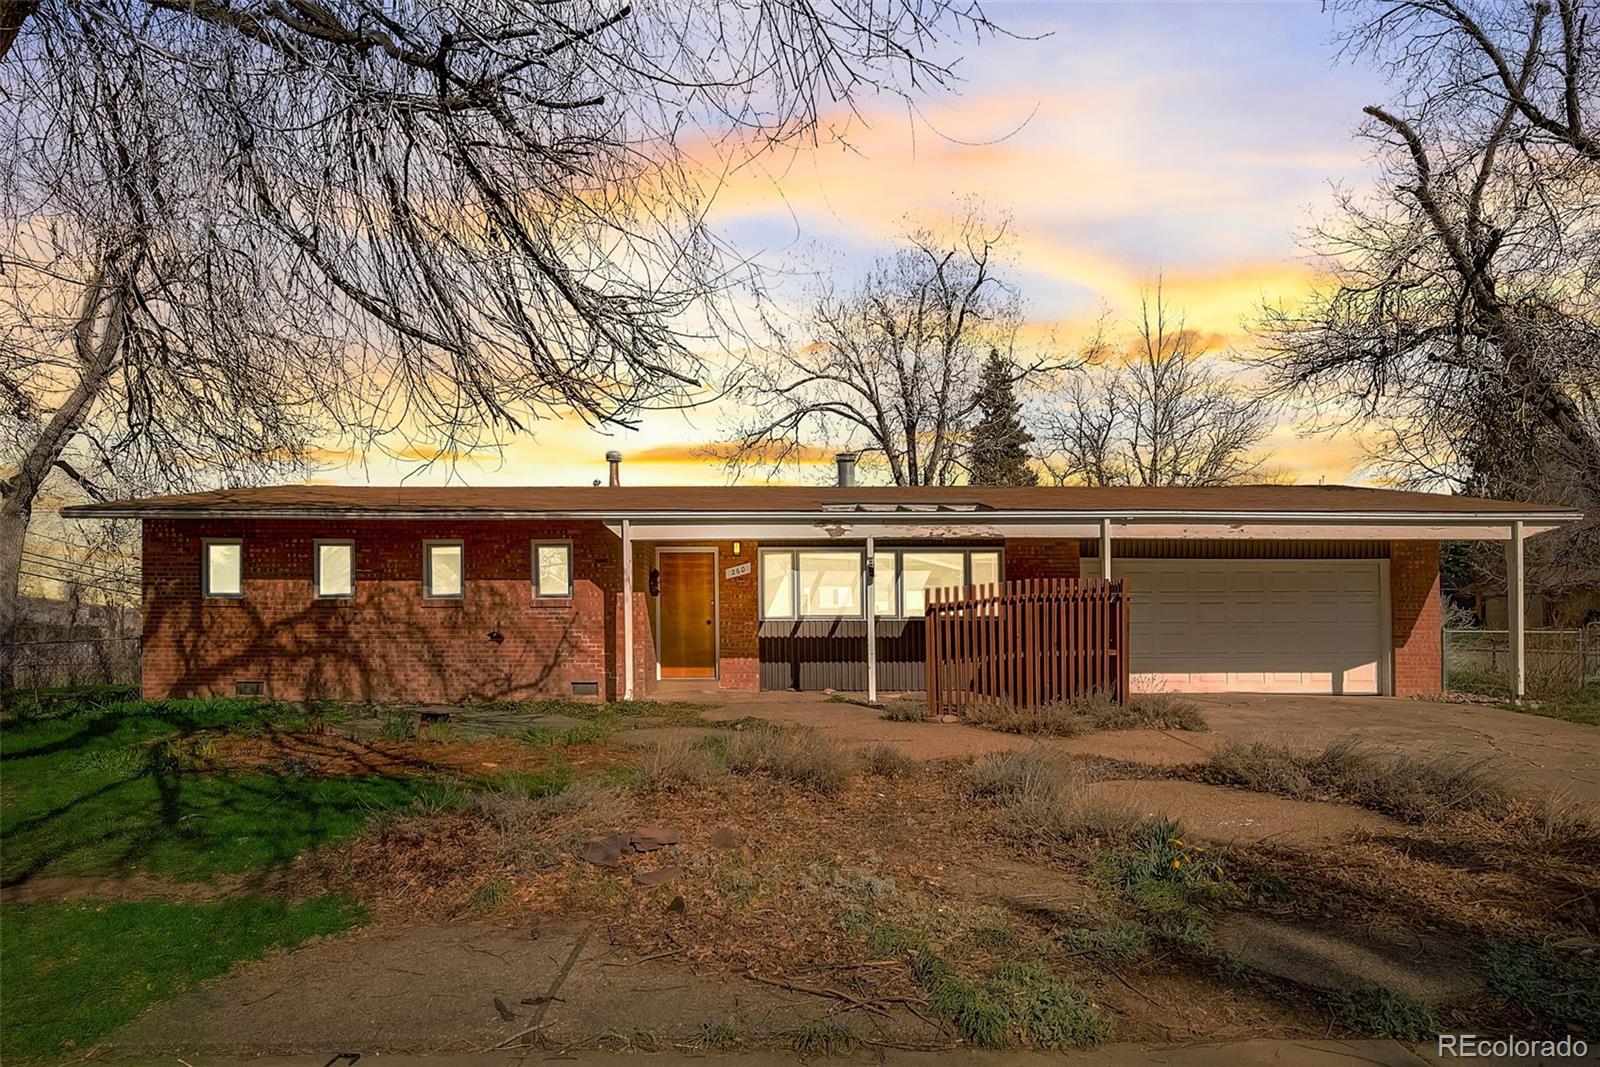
left=22, top=693, right=1600, bottom=1059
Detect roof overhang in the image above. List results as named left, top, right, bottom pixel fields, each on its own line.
left=606, top=513, right=1573, bottom=542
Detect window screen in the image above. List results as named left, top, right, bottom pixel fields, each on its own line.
left=203, top=541, right=242, bottom=598
left=425, top=542, right=463, bottom=598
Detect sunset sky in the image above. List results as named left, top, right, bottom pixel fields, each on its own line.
left=332, top=1, right=1392, bottom=491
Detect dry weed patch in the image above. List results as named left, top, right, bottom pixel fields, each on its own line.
left=963, top=692, right=1207, bottom=737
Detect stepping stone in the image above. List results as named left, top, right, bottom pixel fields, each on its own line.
left=1217, top=915, right=1481, bottom=1004
left=630, top=827, right=679, bottom=852
left=581, top=832, right=629, bottom=867
left=633, top=866, right=683, bottom=887
left=709, top=826, right=742, bottom=850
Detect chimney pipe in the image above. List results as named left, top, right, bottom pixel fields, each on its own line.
left=835, top=451, right=858, bottom=487
left=606, top=450, right=623, bottom=487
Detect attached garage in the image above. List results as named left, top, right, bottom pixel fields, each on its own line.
left=1084, top=557, right=1389, bottom=695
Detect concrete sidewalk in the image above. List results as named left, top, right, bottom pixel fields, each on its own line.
left=107, top=1040, right=1445, bottom=1067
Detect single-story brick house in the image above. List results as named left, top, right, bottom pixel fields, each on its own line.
left=65, top=454, right=1580, bottom=704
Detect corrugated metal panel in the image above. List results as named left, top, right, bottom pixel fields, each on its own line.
left=1079, top=538, right=1389, bottom=560
left=759, top=619, right=926, bottom=692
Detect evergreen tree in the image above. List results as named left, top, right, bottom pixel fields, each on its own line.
left=968, top=349, right=1038, bottom=485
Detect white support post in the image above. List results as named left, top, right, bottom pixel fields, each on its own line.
left=1099, top=518, right=1113, bottom=581
left=865, top=535, right=878, bottom=704
left=1506, top=519, right=1525, bottom=700
left=622, top=519, right=635, bottom=701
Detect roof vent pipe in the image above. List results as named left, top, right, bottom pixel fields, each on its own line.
left=606, top=451, right=623, bottom=487
left=835, top=452, right=858, bottom=487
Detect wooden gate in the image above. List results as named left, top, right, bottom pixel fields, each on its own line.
left=925, top=578, right=1131, bottom=714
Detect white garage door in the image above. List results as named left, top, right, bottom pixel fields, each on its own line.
left=1083, top=558, right=1388, bottom=695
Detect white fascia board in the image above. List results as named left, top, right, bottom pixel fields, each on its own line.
left=69, top=506, right=1582, bottom=534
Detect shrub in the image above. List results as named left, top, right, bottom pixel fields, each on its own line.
left=1202, top=739, right=1512, bottom=823
left=469, top=777, right=636, bottom=871
left=969, top=749, right=1137, bottom=845
left=1110, top=692, right=1208, bottom=732
left=885, top=938, right=1109, bottom=1049
left=963, top=699, right=1090, bottom=737
left=379, top=709, right=416, bottom=741
left=962, top=691, right=1207, bottom=736
left=727, top=728, right=856, bottom=795
left=1093, top=819, right=1229, bottom=948
left=636, top=739, right=729, bottom=792
left=1330, top=987, right=1437, bottom=1040
left=1060, top=919, right=1149, bottom=961
left=859, top=743, right=918, bottom=778
left=519, top=721, right=607, bottom=747
left=788, top=1020, right=859, bottom=1056
left=1485, top=941, right=1600, bottom=1034
left=468, top=878, right=512, bottom=911
left=880, top=699, right=931, bottom=722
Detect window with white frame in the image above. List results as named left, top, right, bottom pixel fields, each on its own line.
left=424, top=541, right=464, bottom=599
left=315, top=541, right=354, bottom=598
left=872, top=552, right=899, bottom=617
left=203, top=539, right=243, bottom=598
left=759, top=548, right=863, bottom=619
left=532, top=541, right=572, bottom=598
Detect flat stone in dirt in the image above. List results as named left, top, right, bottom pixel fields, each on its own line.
left=1087, top=779, right=1399, bottom=845
left=1217, top=915, right=1483, bottom=1005
left=105, top=919, right=934, bottom=1057
left=581, top=832, right=629, bottom=867
left=632, top=865, right=683, bottom=886
left=709, top=825, right=742, bottom=849
left=629, top=827, right=679, bottom=851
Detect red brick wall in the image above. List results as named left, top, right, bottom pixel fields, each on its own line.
left=1390, top=540, right=1442, bottom=697
left=1004, top=538, right=1081, bottom=581
left=142, top=518, right=632, bottom=703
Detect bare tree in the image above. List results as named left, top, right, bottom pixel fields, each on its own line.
left=1258, top=1, right=1600, bottom=498
left=721, top=208, right=1069, bottom=486
left=1256, top=0, right=1600, bottom=612
left=1037, top=289, right=1273, bottom=487
left=0, top=0, right=999, bottom=687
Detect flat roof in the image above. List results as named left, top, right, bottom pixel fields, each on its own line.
left=61, top=483, right=1582, bottom=523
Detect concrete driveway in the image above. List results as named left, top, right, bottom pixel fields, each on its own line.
left=1189, top=693, right=1600, bottom=805
left=693, top=688, right=1600, bottom=805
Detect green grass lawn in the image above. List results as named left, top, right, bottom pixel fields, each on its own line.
left=1503, top=686, right=1600, bottom=726
left=0, top=896, right=367, bottom=1060
left=2, top=692, right=441, bottom=881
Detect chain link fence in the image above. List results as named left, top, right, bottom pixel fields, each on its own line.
left=1443, top=626, right=1600, bottom=697
left=8, top=636, right=142, bottom=691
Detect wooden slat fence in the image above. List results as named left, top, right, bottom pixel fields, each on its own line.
left=925, top=578, right=1131, bottom=715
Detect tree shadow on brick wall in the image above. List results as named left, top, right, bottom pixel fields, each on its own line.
left=149, top=584, right=586, bottom=703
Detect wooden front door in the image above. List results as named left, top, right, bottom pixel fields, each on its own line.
left=658, top=550, right=717, bottom=678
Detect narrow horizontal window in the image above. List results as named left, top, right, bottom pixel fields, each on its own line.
left=424, top=541, right=463, bottom=599
left=203, top=540, right=242, bottom=598
left=533, top=541, right=572, bottom=599
left=315, top=541, right=354, bottom=598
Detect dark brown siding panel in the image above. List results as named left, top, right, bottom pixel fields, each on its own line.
left=759, top=618, right=927, bottom=692
left=1081, top=538, right=1390, bottom=560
